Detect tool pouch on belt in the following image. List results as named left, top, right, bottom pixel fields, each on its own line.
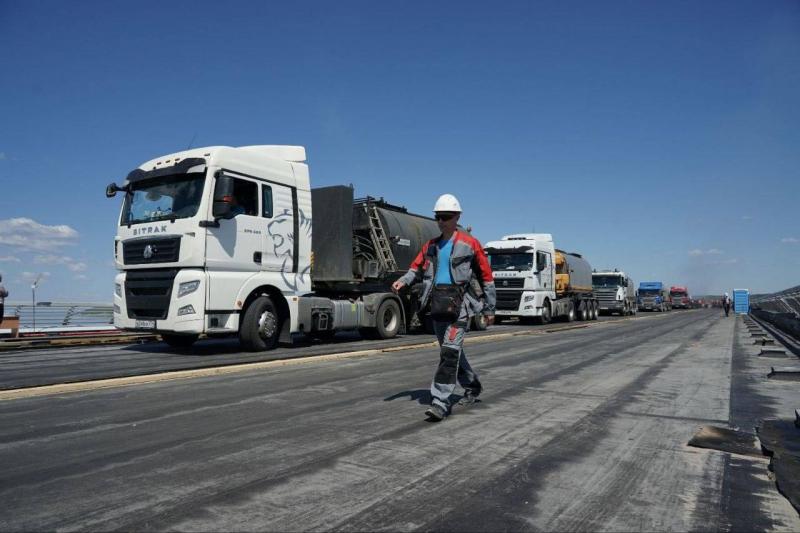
left=430, top=285, right=464, bottom=322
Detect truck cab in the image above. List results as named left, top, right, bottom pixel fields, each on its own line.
left=638, top=281, right=670, bottom=312
left=592, top=270, right=637, bottom=315
left=669, top=286, right=690, bottom=309
left=485, top=234, right=555, bottom=322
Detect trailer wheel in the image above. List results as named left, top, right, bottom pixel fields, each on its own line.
left=161, top=333, right=199, bottom=350
left=374, top=298, right=401, bottom=339
left=240, top=295, right=280, bottom=351
left=591, top=302, right=598, bottom=320
left=578, top=301, right=588, bottom=321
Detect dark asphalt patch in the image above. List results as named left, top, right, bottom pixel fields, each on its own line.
left=757, top=419, right=800, bottom=514
left=687, top=426, right=762, bottom=457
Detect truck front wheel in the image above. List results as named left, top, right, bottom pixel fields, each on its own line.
left=374, top=298, right=402, bottom=339
left=240, top=295, right=280, bottom=351
left=540, top=302, right=552, bottom=324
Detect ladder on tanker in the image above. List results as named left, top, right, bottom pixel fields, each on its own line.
left=365, top=203, right=398, bottom=272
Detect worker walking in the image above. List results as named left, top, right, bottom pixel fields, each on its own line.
left=722, top=292, right=731, bottom=317
left=392, top=194, right=496, bottom=421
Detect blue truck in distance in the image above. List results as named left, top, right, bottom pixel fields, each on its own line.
left=638, top=281, right=670, bottom=312
left=733, top=288, right=750, bottom=314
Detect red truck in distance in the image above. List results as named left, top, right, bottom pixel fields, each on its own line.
left=670, top=286, right=690, bottom=309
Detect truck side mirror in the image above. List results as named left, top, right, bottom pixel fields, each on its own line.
left=212, top=174, right=234, bottom=219
left=106, top=182, right=127, bottom=198
left=536, top=251, right=547, bottom=272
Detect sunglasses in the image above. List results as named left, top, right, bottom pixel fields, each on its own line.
left=435, top=213, right=457, bottom=221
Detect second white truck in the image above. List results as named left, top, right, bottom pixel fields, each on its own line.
left=485, top=234, right=598, bottom=324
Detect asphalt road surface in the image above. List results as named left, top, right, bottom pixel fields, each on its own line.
left=1, top=309, right=798, bottom=531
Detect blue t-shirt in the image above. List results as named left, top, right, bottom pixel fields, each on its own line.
left=435, top=237, right=454, bottom=285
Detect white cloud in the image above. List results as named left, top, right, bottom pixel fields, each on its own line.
left=34, top=254, right=88, bottom=273
left=0, top=255, right=21, bottom=263
left=781, top=237, right=799, bottom=244
left=0, top=218, right=79, bottom=251
left=741, top=215, right=753, bottom=221
left=21, top=271, right=51, bottom=283
left=73, top=274, right=89, bottom=280
left=0, top=152, right=6, bottom=160
left=688, top=248, right=724, bottom=256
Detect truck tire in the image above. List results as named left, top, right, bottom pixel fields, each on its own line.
left=161, top=333, right=198, bottom=350
left=374, top=298, right=401, bottom=339
left=541, top=301, right=552, bottom=324
left=578, top=301, right=588, bottom=321
left=472, top=313, right=488, bottom=331
left=565, top=301, right=575, bottom=322
left=240, top=295, right=280, bottom=351
left=591, top=302, right=598, bottom=320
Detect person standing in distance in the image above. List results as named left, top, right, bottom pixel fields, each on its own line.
left=0, top=273, right=8, bottom=321
left=392, top=194, right=496, bottom=421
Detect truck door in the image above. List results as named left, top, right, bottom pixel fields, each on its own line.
left=536, top=251, right=553, bottom=290
left=205, top=174, right=265, bottom=308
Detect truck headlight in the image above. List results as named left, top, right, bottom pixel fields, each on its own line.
left=113, top=304, right=121, bottom=314
left=178, top=280, right=200, bottom=298
left=115, top=283, right=122, bottom=297
left=178, top=305, right=196, bottom=316
left=524, top=295, right=536, bottom=302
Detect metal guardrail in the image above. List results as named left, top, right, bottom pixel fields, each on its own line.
left=3, top=303, right=114, bottom=331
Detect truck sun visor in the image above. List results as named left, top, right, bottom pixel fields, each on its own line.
left=126, top=157, right=207, bottom=184
left=484, top=245, right=533, bottom=254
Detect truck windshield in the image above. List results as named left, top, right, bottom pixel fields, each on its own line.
left=489, top=253, right=533, bottom=271
left=640, top=289, right=660, bottom=296
left=670, top=291, right=687, bottom=297
left=121, top=173, right=205, bottom=225
left=593, top=275, right=622, bottom=287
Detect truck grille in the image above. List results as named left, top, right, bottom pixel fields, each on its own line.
left=594, top=288, right=619, bottom=305
left=125, top=269, right=178, bottom=319
left=496, top=290, right=522, bottom=311
left=123, top=236, right=181, bottom=265
left=494, top=278, right=524, bottom=288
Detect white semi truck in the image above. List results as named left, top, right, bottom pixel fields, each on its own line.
left=106, top=144, right=440, bottom=350
left=592, top=269, right=637, bottom=316
left=484, top=234, right=598, bottom=324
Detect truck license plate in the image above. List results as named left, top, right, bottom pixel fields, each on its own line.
left=135, top=320, right=156, bottom=329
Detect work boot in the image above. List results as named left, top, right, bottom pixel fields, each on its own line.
left=425, top=403, right=447, bottom=421
left=457, top=389, right=479, bottom=406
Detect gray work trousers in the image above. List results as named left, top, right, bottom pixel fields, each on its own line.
left=430, top=316, right=482, bottom=410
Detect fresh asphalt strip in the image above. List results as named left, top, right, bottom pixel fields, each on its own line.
left=0, top=315, right=665, bottom=401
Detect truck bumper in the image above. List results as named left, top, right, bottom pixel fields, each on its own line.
left=495, top=291, right=542, bottom=316
left=113, top=269, right=206, bottom=334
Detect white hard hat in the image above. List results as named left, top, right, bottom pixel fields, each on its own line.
left=433, top=194, right=462, bottom=213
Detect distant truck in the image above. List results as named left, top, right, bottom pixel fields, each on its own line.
left=485, top=234, right=598, bottom=324
left=105, top=144, right=446, bottom=351
left=733, top=288, right=750, bottom=314
left=669, top=286, right=691, bottom=309
left=592, top=269, right=637, bottom=316
left=638, top=281, right=671, bottom=312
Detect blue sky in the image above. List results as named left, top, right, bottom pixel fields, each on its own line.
left=1, top=0, right=798, bottom=302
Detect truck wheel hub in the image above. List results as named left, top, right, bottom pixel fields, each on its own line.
left=258, top=311, right=277, bottom=338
